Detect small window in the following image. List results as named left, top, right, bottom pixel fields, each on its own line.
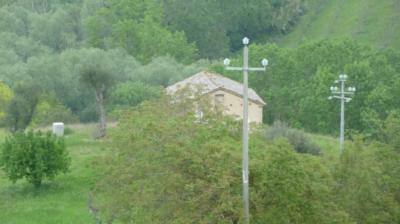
left=215, top=94, right=224, bottom=104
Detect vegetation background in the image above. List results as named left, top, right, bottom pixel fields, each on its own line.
left=0, top=0, right=399, bottom=223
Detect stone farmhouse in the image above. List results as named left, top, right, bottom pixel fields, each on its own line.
left=166, top=71, right=265, bottom=123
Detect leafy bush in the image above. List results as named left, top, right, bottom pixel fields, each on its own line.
left=31, top=99, right=79, bottom=127
left=334, top=136, right=400, bottom=223
left=110, top=81, right=161, bottom=107
left=91, top=96, right=349, bottom=223
left=63, top=127, right=74, bottom=136
left=0, top=130, right=70, bottom=187
left=265, top=121, right=321, bottom=155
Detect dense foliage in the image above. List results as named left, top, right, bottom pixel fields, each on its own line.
left=0, top=131, right=70, bottom=187
left=91, top=95, right=400, bottom=223
left=0, top=1, right=398, bottom=223
left=163, top=0, right=305, bottom=58
left=219, top=39, right=400, bottom=140
left=31, top=95, right=78, bottom=127
left=91, top=95, right=352, bottom=223
left=5, top=82, right=41, bottom=132
left=1, top=1, right=397, bottom=141
left=265, top=121, right=320, bottom=155
left=334, top=137, right=400, bottom=223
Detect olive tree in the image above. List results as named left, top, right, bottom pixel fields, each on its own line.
left=79, top=49, right=115, bottom=137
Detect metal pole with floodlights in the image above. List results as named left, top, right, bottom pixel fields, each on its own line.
left=328, top=74, right=356, bottom=154
left=223, top=37, right=268, bottom=224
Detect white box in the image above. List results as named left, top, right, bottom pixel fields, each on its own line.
left=52, top=122, right=64, bottom=136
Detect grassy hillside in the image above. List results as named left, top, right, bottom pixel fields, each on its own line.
left=275, top=0, right=400, bottom=50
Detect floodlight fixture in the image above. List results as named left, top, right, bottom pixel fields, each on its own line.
left=261, top=58, right=268, bottom=67
left=223, top=58, right=231, bottom=66
left=348, top=87, right=356, bottom=92
left=339, top=74, right=348, bottom=80
left=242, top=37, right=250, bottom=45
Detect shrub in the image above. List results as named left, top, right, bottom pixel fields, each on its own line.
left=31, top=99, right=79, bottom=127
left=63, top=127, right=74, bottom=136
left=0, top=130, right=70, bottom=187
left=91, top=96, right=349, bottom=223
left=265, top=121, right=321, bottom=155
left=110, top=81, right=162, bottom=107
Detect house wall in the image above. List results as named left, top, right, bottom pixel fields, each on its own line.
left=208, top=89, right=264, bottom=124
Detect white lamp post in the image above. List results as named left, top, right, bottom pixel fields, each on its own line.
left=328, top=74, right=356, bottom=154
left=223, top=37, right=268, bottom=224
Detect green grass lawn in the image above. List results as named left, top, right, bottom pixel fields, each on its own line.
left=273, top=0, right=400, bottom=50
left=0, top=124, right=106, bottom=224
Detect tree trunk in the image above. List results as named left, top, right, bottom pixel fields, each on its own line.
left=95, top=85, right=107, bottom=138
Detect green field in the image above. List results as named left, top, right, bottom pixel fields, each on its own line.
left=0, top=125, right=342, bottom=223
left=0, top=125, right=107, bottom=224
left=274, top=0, right=400, bottom=50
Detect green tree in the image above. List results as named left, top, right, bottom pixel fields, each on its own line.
left=29, top=7, right=81, bottom=51
left=334, top=137, right=400, bottom=223
left=0, top=81, right=13, bottom=125
left=5, top=82, right=41, bottom=132
left=252, top=140, right=351, bottom=223
left=85, top=0, right=198, bottom=63
left=0, top=131, right=70, bottom=187
left=134, top=56, right=208, bottom=86
left=218, top=39, right=400, bottom=138
left=79, top=49, right=115, bottom=137
left=163, top=0, right=305, bottom=57
left=31, top=94, right=79, bottom=127
left=382, top=111, right=400, bottom=150
left=110, top=81, right=161, bottom=107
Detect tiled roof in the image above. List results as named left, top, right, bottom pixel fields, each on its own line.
left=166, top=71, right=266, bottom=105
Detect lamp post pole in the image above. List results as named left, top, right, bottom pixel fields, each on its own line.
left=224, top=37, right=268, bottom=224
left=329, top=74, right=356, bottom=154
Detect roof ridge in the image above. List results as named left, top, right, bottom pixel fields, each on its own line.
left=204, top=72, right=221, bottom=88
left=167, top=71, right=265, bottom=105
left=204, top=71, right=261, bottom=93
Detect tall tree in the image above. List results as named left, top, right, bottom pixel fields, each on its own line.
left=5, top=82, right=41, bottom=132
left=79, top=49, right=115, bottom=137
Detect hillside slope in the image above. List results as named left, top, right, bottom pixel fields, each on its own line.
left=275, top=0, right=400, bottom=50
